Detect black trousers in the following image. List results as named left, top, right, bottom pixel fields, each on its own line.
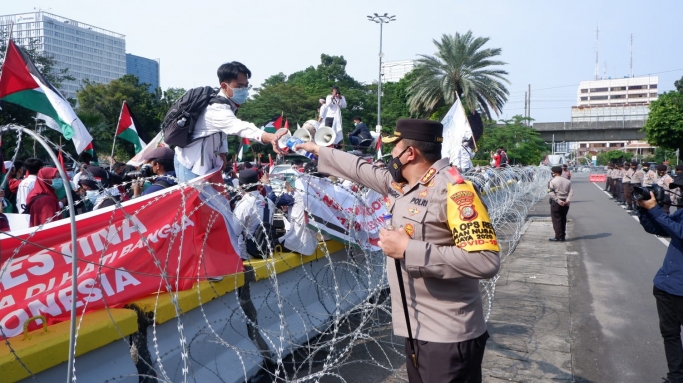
left=550, top=201, right=569, bottom=240
left=405, top=332, right=489, bottom=383
left=616, top=180, right=624, bottom=202
left=654, top=286, right=683, bottom=382
left=623, top=182, right=633, bottom=205
left=606, top=177, right=612, bottom=191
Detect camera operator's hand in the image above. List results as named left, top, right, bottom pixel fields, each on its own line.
left=637, top=191, right=657, bottom=210
left=132, top=179, right=143, bottom=198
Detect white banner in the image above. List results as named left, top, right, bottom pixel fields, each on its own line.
left=297, top=175, right=387, bottom=251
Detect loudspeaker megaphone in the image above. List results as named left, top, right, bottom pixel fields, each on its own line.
left=293, top=127, right=313, bottom=143
left=314, top=126, right=336, bottom=147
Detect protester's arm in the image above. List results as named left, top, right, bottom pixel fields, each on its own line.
left=637, top=194, right=671, bottom=237
left=316, top=146, right=392, bottom=196
left=214, top=108, right=286, bottom=152
left=348, top=125, right=361, bottom=136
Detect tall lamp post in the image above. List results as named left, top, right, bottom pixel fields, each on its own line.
left=367, top=13, right=396, bottom=132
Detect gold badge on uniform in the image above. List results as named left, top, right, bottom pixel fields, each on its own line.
left=408, top=207, right=420, bottom=216
left=418, top=189, right=429, bottom=198
left=404, top=223, right=414, bottom=238
left=450, top=190, right=478, bottom=221
left=420, top=168, right=436, bottom=184
left=427, top=179, right=436, bottom=188
left=391, top=182, right=406, bottom=194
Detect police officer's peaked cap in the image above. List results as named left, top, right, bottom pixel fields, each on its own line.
left=643, top=162, right=650, bottom=167
left=382, top=119, right=443, bottom=144
left=551, top=166, right=562, bottom=174
left=238, top=169, right=259, bottom=186
left=656, top=164, right=668, bottom=172
left=630, top=162, right=638, bottom=167
left=676, top=164, right=683, bottom=171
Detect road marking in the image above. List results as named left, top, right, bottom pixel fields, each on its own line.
left=592, top=182, right=670, bottom=247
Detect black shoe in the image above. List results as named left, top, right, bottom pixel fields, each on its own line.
left=549, top=238, right=564, bottom=242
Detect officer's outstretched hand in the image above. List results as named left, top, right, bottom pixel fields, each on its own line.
left=294, top=142, right=321, bottom=156
left=636, top=191, right=657, bottom=210
left=378, top=227, right=410, bottom=260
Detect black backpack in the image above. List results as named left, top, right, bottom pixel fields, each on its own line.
left=161, top=86, right=232, bottom=148
left=245, top=202, right=275, bottom=259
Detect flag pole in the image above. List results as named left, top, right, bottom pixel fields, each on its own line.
left=2, top=22, right=14, bottom=60
left=110, top=101, right=125, bottom=170
left=455, top=92, right=478, bottom=152
left=33, top=115, right=38, bottom=157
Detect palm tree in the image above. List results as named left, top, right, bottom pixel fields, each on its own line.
left=407, top=31, right=509, bottom=120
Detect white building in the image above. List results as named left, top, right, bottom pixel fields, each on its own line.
left=0, top=11, right=126, bottom=100
left=381, top=60, right=416, bottom=83
left=572, top=76, right=658, bottom=122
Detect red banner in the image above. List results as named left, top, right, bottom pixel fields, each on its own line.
left=0, top=172, right=243, bottom=338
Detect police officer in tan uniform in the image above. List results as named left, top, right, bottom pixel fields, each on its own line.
left=548, top=166, right=573, bottom=241
left=622, top=162, right=634, bottom=211
left=656, top=164, right=675, bottom=215
left=297, top=119, right=500, bottom=383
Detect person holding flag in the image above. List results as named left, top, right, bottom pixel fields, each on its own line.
left=174, top=62, right=287, bottom=182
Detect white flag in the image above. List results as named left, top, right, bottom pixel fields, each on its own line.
left=237, top=145, right=244, bottom=161
left=440, top=98, right=474, bottom=170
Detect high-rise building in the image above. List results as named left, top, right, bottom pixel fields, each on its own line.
left=0, top=11, right=126, bottom=100
left=126, top=53, right=159, bottom=92
left=572, top=76, right=658, bottom=122
left=381, top=60, right=416, bottom=83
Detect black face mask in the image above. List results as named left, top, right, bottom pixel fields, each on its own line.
left=387, top=146, right=411, bottom=183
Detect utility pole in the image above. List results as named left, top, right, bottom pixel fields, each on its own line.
left=630, top=33, right=633, bottom=78
left=524, top=92, right=529, bottom=126
left=527, top=84, right=531, bottom=124
left=367, top=13, right=396, bottom=132
left=594, top=25, right=600, bottom=80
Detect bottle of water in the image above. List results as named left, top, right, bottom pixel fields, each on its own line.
left=285, top=136, right=317, bottom=160
left=383, top=213, right=394, bottom=230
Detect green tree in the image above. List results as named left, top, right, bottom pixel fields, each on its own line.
left=596, top=150, right=627, bottom=165
left=407, top=31, right=509, bottom=120
left=475, top=115, right=546, bottom=165
left=675, top=75, right=683, bottom=94
left=642, top=91, right=683, bottom=154
left=77, top=75, right=162, bottom=160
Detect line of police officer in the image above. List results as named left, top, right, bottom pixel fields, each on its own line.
left=605, top=162, right=683, bottom=215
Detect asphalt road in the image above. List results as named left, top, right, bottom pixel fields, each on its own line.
left=558, top=173, right=670, bottom=382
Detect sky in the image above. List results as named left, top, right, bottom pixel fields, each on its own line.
left=4, top=0, right=683, bottom=123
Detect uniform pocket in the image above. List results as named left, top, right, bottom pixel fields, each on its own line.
left=400, top=208, right=428, bottom=240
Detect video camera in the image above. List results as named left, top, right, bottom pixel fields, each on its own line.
left=632, top=184, right=666, bottom=202
left=123, top=164, right=153, bottom=181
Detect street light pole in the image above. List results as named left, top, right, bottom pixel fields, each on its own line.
left=367, top=13, right=396, bottom=132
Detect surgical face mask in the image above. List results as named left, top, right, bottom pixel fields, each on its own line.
left=354, top=122, right=358, bottom=126
left=227, top=84, right=250, bottom=105
left=387, top=146, right=411, bottom=183
left=51, top=178, right=63, bottom=190
left=85, top=190, right=99, bottom=205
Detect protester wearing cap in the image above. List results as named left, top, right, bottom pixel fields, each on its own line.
left=132, top=147, right=177, bottom=198
left=548, top=165, right=573, bottom=242
left=295, top=118, right=500, bottom=382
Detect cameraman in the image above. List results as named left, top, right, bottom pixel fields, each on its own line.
left=132, top=147, right=177, bottom=198
left=637, top=179, right=683, bottom=383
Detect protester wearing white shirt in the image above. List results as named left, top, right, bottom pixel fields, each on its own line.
left=317, top=98, right=327, bottom=122
left=322, top=86, right=347, bottom=145
left=231, top=170, right=275, bottom=260
left=16, top=158, right=43, bottom=213
left=173, top=62, right=286, bottom=182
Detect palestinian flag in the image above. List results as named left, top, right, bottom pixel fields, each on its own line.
left=84, top=142, right=95, bottom=157
left=237, top=138, right=250, bottom=161
left=0, top=40, right=93, bottom=154
left=116, top=101, right=146, bottom=153
left=261, top=115, right=283, bottom=133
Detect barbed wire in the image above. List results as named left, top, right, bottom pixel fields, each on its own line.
left=0, top=128, right=551, bottom=382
